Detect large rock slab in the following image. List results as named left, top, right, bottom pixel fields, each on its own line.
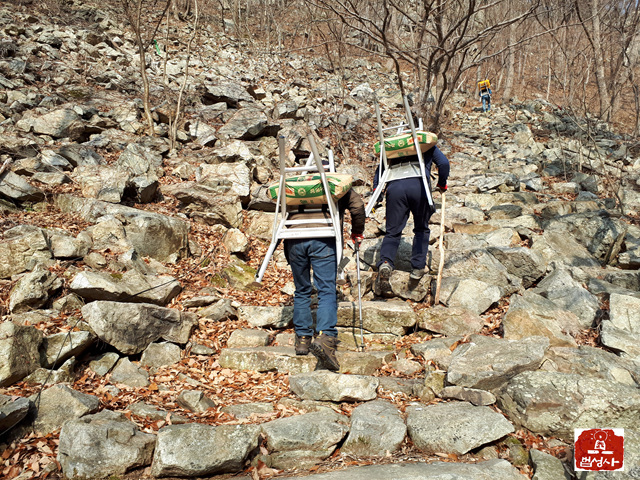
left=69, top=270, right=181, bottom=306
left=29, top=108, right=85, bottom=139
left=0, top=225, right=51, bottom=279
left=58, top=409, right=156, bottom=480
left=441, top=249, right=521, bottom=296
left=0, top=322, right=43, bottom=387
left=543, top=211, right=627, bottom=263
left=341, top=400, right=406, bottom=456
left=30, top=384, right=100, bottom=434
left=406, top=401, right=514, bottom=455
left=8, top=266, right=63, bottom=313
left=81, top=301, right=197, bottom=355
left=289, top=371, right=379, bottom=402
left=238, top=305, right=294, bottom=328
left=488, top=246, right=546, bottom=288
left=533, top=269, right=600, bottom=328
left=0, top=170, right=45, bottom=202
left=541, top=346, right=640, bottom=387
left=56, top=194, right=189, bottom=262
left=418, top=306, right=485, bottom=337
left=531, top=231, right=601, bottom=269
left=337, top=300, right=417, bottom=336
left=438, top=277, right=502, bottom=315
left=151, top=423, right=260, bottom=477
left=282, top=459, right=528, bottom=479
left=497, top=371, right=640, bottom=441
left=163, top=183, right=243, bottom=228
left=217, top=107, right=269, bottom=140
left=218, top=347, right=316, bottom=374
left=40, top=330, right=95, bottom=368
left=261, top=410, right=349, bottom=469
left=502, top=291, right=581, bottom=347
left=447, top=335, right=550, bottom=390
left=0, top=394, right=30, bottom=433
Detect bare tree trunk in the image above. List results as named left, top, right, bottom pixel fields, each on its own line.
left=135, top=0, right=156, bottom=135
left=502, top=22, right=516, bottom=101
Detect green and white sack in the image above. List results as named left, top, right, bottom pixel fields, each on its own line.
left=269, top=173, right=353, bottom=206
left=374, top=131, right=438, bottom=159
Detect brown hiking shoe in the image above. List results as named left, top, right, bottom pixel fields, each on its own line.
left=295, top=335, right=312, bottom=356
left=310, top=332, right=340, bottom=371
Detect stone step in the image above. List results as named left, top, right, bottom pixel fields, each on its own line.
left=218, top=346, right=393, bottom=375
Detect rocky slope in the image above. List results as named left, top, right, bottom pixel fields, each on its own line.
left=1, top=1, right=640, bottom=480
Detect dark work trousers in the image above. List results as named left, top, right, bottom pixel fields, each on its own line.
left=378, top=176, right=434, bottom=270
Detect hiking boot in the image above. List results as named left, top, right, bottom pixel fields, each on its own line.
left=295, top=335, right=312, bottom=356
left=410, top=268, right=425, bottom=281
left=310, top=332, right=340, bottom=371
left=378, top=261, right=393, bottom=280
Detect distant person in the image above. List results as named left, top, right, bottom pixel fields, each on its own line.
left=373, top=145, right=449, bottom=282
left=284, top=177, right=365, bottom=371
left=478, top=80, right=492, bottom=112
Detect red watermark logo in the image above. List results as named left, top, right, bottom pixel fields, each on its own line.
left=575, top=428, right=624, bottom=472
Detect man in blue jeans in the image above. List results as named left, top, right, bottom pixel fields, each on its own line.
left=284, top=187, right=365, bottom=371
left=374, top=145, right=449, bottom=282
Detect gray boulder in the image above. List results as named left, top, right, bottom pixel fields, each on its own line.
left=238, top=305, right=293, bottom=328
left=543, top=211, right=627, bottom=263
left=164, top=182, right=243, bottom=228
left=0, top=394, right=30, bottom=433
left=541, top=346, right=640, bottom=387
left=176, top=390, right=216, bottom=412
left=531, top=230, right=601, bottom=269
left=116, top=143, right=163, bottom=177
left=341, top=400, right=406, bottom=456
left=502, top=291, right=581, bottom=347
left=0, top=322, right=43, bottom=387
left=337, top=300, right=417, bottom=336
left=58, top=409, right=156, bottom=480
left=418, top=306, right=485, bottom=337
left=261, top=410, right=348, bottom=469
left=534, top=269, right=600, bottom=328
left=30, top=384, right=100, bottom=434
left=151, top=423, right=260, bottom=477
left=73, top=165, right=129, bottom=203
left=9, top=266, right=63, bottom=313
left=488, top=246, right=546, bottom=288
left=438, top=277, right=501, bottom=315
left=30, top=108, right=85, bottom=139
left=0, top=170, right=45, bottom=202
left=530, top=449, right=571, bottom=480
left=289, top=371, right=379, bottom=402
left=40, top=330, right=95, bottom=368
left=203, top=82, right=254, bottom=106
left=0, top=225, right=51, bottom=279
left=438, top=386, right=496, bottom=406
left=498, top=371, right=640, bottom=441
left=217, top=107, right=268, bottom=140
left=406, top=401, right=514, bottom=455
left=227, top=329, right=270, bottom=348
left=81, top=301, right=197, bottom=354
left=447, top=335, right=549, bottom=390
left=69, top=270, right=181, bottom=306
left=56, top=195, right=190, bottom=262
left=140, top=342, right=182, bottom=368
left=110, top=358, right=150, bottom=388
left=441, top=249, right=521, bottom=296
left=219, top=346, right=316, bottom=374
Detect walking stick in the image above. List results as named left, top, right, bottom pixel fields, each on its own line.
left=354, top=240, right=365, bottom=352
left=434, top=192, right=446, bottom=305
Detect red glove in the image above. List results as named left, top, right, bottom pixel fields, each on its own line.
left=351, top=233, right=364, bottom=246
left=436, top=183, right=447, bottom=192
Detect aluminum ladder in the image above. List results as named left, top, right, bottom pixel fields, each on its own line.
left=254, top=134, right=343, bottom=284
left=365, top=95, right=434, bottom=217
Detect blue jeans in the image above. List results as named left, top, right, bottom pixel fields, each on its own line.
left=284, top=238, right=338, bottom=337
left=378, top=177, right=433, bottom=270
left=482, top=95, right=491, bottom=112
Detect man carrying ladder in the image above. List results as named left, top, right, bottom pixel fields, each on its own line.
left=370, top=97, right=450, bottom=283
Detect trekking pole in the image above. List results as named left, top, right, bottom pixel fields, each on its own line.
left=434, top=191, right=446, bottom=305
left=354, top=240, right=365, bottom=352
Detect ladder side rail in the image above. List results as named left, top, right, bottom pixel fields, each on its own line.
left=365, top=98, right=391, bottom=217
left=402, top=95, right=434, bottom=207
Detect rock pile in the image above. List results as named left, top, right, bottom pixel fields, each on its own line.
left=1, top=1, right=640, bottom=479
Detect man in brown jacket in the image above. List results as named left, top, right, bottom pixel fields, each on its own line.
left=284, top=187, right=365, bottom=371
